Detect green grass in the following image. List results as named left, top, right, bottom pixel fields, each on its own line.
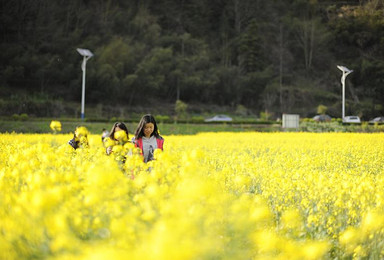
left=0, top=120, right=281, bottom=135
left=5, top=119, right=381, bottom=135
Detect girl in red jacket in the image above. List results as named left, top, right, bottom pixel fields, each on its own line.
left=133, top=114, right=164, bottom=163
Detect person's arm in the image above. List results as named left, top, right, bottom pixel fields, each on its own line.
left=157, top=137, right=164, bottom=150
left=68, top=138, right=78, bottom=149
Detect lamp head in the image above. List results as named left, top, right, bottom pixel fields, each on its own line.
left=337, top=65, right=353, bottom=73
left=77, top=48, right=94, bottom=58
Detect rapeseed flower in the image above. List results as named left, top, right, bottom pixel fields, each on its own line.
left=50, top=120, right=62, bottom=132
left=104, top=137, right=115, bottom=148
left=75, top=126, right=89, bottom=137
left=0, top=132, right=384, bottom=259
left=300, top=241, right=329, bottom=259
left=114, top=130, right=128, bottom=142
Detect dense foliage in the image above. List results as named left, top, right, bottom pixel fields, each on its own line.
left=1, top=132, right=384, bottom=259
left=1, top=0, right=383, bottom=118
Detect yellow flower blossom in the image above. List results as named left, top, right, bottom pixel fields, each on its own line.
left=104, top=137, right=115, bottom=148
left=0, top=132, right=383, bottom=259
left=75, top=126, right=89, bottom=137
left=281, top=208, right=302, bottom=230
left=50, top=120, right=62, bottom=132
left=361, top=211, right=384, bottom=234
left=301, top=241, right=329, bottom=260
left=112, top=144, right=123, bottom=154
left=114, top=130, right=128, bottom=142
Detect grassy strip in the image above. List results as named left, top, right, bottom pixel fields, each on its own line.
left=0, top=120, right=281, bottom=135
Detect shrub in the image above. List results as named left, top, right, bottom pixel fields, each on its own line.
left=175, top=100, right=188, bottom=120
left=235, top=105, right=248, bottom=116
left=260, top=111, right=272, bottom=121
left=11, top=114, right=19, bottom=121
left=191, top=116, right=204, bottom=123
left=317, top=105, right=328, bottom=115
left=156, top=115, right=170, bottom=123
left=19, top=113, right=28, bottom=121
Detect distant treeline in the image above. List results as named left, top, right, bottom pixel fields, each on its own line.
left=1, top=0, right=383, bottom=119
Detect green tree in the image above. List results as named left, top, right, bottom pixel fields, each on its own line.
left=317, top=105, right=328, bottom=115
left=175, top=99, right=188, bottom=121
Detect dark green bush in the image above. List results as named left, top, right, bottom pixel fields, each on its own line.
left=191, top=116, right=204, bottom=123
left=19, top=113, right=29, bottom=121
left=11, top=114, right=19, bottom=121
left=156, top=115, right=171, bottom=123
left=110, top=117, right=118, bottom=122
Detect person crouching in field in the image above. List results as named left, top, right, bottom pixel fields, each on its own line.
left=133, top=114, right=164, bottom=163
left=68, top=126, right=89, bottom=150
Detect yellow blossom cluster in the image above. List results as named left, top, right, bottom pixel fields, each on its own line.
left=0, top=132, right=384, bottom=259
left=75, top=126, right=89, bottom=138
left=49, top=120, right=62, bottom=132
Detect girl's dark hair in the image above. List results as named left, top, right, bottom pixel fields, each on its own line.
left=109, top=122, right=129, bottom=141
left=134, top=114, right=159, bottom=139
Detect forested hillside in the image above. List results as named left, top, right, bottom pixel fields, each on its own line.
left=1, top=0, right=383, bottom=119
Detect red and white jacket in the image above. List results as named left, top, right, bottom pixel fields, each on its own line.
left=134, top=136, right=164, bottom=156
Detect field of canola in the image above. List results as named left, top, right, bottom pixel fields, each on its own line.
left=1, top=132, right=384, bottom=259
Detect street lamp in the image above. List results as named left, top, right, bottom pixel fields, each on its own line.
left=337, top=65, right=353, bottom=120
left=77, top=48, right=94, bottom=120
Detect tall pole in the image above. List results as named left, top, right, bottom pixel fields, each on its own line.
left=77, top=48, right=93, bottom=121
left=341, top=73, right=345, bottom=120
left=337, top=65, right=353, bottom=121
left=81, top=56, right=86, bottom=120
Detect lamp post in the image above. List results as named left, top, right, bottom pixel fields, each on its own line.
left=337, top=65, right=353, bottom=121
left=77, top=48, right=94, bottom=120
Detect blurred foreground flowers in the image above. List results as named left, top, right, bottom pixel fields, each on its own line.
left=0, top=132, right=384, bottom=259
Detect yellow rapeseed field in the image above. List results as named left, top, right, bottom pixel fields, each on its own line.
left=1, top=132, right=384, bottom=259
